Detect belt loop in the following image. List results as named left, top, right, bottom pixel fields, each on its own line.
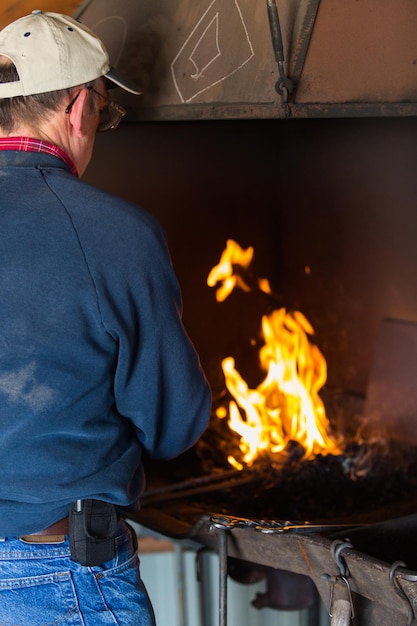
left=124, top=520, right=138, bottom=553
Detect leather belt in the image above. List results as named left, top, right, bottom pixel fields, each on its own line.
left=20, top=516, right=69, bottom=543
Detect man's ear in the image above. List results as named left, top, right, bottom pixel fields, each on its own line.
left=67, top=88, right=89, bottom=138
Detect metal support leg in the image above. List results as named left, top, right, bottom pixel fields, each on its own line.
left=217, top=528, right=228, bottom=626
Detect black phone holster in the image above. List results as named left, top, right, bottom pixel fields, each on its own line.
left=69, top=499, right=117, bottom=566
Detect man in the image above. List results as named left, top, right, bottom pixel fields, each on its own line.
left=0, top=10, right=211, bottom=625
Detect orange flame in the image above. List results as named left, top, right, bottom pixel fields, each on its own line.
left=208, top=240, right=341, bottom=469
left=207, top=239, right=271, bottom=302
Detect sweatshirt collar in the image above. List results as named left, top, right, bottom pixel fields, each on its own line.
left=0, top=136, right=78, bottom=177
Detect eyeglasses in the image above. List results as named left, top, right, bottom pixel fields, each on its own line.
left=65, top=87, right=127, bottom=132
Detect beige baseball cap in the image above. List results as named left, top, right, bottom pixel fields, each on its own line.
left=0, top=10, right=142, bottom=98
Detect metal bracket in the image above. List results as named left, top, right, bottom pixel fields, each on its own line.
left=389, top=560, right=414, bottom=626
left=289, top=0, right=321, bottom=87
left=321, top=540, right=355, bottom=623
left=266, top=0, right=293, bottom=104
left=266, top=0, right=321, bottom=114
left=324, top=574, right=355, bottom=622
left=331, top=540, right=353, bottom=578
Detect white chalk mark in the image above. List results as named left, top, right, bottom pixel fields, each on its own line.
left=189, top=14, right=221, bottom=80
left=91, top=16, right=127, bottom=67
left=171, top=0, right=255, bottom=103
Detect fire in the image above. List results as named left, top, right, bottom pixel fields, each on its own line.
left=207, top=239, right=272, bottom=301
left=208, top=240, right=342, bottom=469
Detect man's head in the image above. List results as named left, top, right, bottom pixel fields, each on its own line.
left=0, top=10, right=141, bottom=98
left=0, top=10, right=141, bottom=174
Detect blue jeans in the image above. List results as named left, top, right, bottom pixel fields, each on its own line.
left=0, top=521, right=156, bottom=625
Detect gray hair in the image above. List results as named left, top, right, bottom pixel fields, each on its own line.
left=0, top=56, right=98, bottom=132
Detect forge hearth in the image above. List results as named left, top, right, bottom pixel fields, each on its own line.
left=138, top=313, right=417, bottom=533
left=130, top=317, right=417, bottom=626
left=130, top=474, right=417, bottom=626
left=130, top=438, right=417, bottom=626
left=139, top=432, right=417, bottom=535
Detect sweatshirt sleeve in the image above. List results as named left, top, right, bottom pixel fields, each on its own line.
left=93, top=203, right=211, bottom=460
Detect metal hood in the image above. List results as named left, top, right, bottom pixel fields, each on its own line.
left=72, top=0, right=417, bottom=120
left=1, top=1, right=416, bottom=119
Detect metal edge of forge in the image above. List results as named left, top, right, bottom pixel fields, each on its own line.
left=128, top=507, right=417, bottom=624
left=125, top=101, right=417, bottom=122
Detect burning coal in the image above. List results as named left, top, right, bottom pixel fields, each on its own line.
left=141, top=244, right=417, bottom=528
left=207, top=240, right=342, bottom=469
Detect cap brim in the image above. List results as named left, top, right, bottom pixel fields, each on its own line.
left=105, top=68, right=142, bottom=95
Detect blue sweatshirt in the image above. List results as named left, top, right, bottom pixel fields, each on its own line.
left=0, top=150, right=211, bottom=536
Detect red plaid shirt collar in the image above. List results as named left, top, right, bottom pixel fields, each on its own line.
left=0, top=136, right=78, bottom=177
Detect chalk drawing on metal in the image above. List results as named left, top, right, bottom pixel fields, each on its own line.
left=171, top=0, right=254, bottom=104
